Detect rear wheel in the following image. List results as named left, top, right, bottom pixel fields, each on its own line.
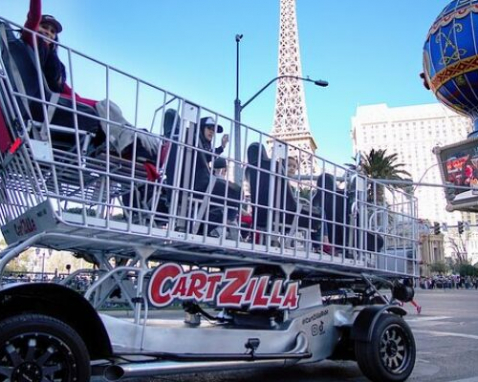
left=0, top=314, right=90, bottom=382
left=355, top=313, right=415, bottom=382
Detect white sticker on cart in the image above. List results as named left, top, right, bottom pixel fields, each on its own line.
left=2, top=201, right=57, bottom=243
left=148, top=263, right=300, bottom=310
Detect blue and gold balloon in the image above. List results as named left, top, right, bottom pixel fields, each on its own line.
left=423, top=0, right=478, bottom=134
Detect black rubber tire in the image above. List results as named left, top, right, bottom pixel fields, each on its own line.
left=0, top=314, right=90, bottom=382
left=355, top=313, right=416, bottom=382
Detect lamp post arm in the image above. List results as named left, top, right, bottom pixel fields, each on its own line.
left=240, top=76, right=282, bottom=111
left=240, top=75, right=328, bottom=112
left=413, top=163, right=439, bottom=193
left=233, top=73, right=327, bottom=184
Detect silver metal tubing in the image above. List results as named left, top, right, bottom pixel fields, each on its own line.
left=104, top=333, right=310, bottom=381
left=104, top=359, right=286, bottom=381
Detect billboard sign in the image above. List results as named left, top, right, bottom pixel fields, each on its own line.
left=434, top=136, right=478, bottom=212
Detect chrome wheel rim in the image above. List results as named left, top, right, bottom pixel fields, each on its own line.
left=379, top=323, right=412, bottom=374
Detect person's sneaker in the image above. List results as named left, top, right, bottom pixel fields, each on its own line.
left=216, top=309, right=233, bottom=321
left=209, top=227, right=223, bottom=238
left=417, top=305, right=422, bottom=314
left=226, top=220, right=239, bottom=240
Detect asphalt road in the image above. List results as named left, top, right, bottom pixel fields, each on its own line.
left=111, top=288, right=478, bottom=382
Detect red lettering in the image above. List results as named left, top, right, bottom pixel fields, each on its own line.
left=281, top=282, right=299, bottom=310
left=269, top=280, right=284, bottom=307
left=148, top=263, right=182, bottom=307
left=204, top=274, right=223, bottom=301
left=172, top=275, right=188, bottom=297
left=13, top=218, right=37, bottom=237
left=30, top=219, right=37, bottom=233
left=187, top=271, right=208, bottom=300
left=243, top=277, right=258, bottom=304
left=217, top=268, right=252, bottom=307
left=251, top=276, right=270, bottom=309
left=148, top=263, right=299, bottom=311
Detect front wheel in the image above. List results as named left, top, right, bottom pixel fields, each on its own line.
left=355, top=313, right=416, bottom=382
left=0, top=314, right=90, bottom=382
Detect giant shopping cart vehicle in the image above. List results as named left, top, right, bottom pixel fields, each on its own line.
left=0, top=17, right=419, bottom=382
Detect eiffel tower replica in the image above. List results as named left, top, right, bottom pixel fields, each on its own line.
left=271, top=0, right=318, bottom=176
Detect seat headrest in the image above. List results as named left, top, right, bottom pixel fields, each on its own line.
left=247, top=142, right=268, bottom=164
left=318, top=173, right=335, bottom=189
left=163, top=108, right=180, bottom=138
left=0, top=21, right=18, bottom=44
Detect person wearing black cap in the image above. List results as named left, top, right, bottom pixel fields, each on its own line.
left=195, top=117, right=231, bottom=187
left=194, top=117, right=241, bottom=237
left=200, top=116, right=229, bottom=155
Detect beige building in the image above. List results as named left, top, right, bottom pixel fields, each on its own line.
left=419, top=233, right=445, bottom=277
left=351, top=103, right=478, bottom=265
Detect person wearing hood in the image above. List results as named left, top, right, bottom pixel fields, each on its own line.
left=194, top=117, right=241, bottom=235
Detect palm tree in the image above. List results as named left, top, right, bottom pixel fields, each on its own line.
left=361, top=149, right=411, bottom=181
left=360, top=149, right=411, bottom=202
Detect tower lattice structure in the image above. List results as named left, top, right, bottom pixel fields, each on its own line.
left=272, top=0, right=318, bottom=175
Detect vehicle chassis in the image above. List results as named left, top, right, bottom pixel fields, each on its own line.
left=0, top=227, right=416, bottom=382
left=0, top=16, right=418, bottom=382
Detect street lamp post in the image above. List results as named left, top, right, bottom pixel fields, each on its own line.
left=35, top=248, right=52, bottom=281
left=234, top=34, right=243, bottom=113
left=233, top=69, right=328, bottom=182
left=234, top=34, right=243, bottom=183
left=35, top=248, right=40, bottom=278
left=41, top=250, right=46, bottom=281
left=35, top=247, right=45, bottom=281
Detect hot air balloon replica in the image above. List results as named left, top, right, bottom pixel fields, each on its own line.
left=425, top=0, right=478, bottom=212
left=423, top=0, right=478, bottom=134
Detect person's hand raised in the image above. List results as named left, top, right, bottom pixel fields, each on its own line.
left=221, top=134, right=229, bottom=148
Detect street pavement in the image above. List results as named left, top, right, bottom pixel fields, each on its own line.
left=112, top=288, right=478, bottom=382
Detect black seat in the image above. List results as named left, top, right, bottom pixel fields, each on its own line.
left=313, top=173, right=384, bottom=252
left=164, top=109, right=187, bottom=196
left=246, top=142, right=320, bottom=233
left=313, top=173, right=348, bottom=248
left=163, top=108, right=180, bottom=139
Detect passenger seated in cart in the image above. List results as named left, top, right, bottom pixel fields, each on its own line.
left=12, top=0, right=109, bottom=153
left=286, top=156, right=332, bottom=254
left=20, top=0, right=158, bottom=163
left=247, top=143, right=324, bottom=247
left=314, top=172, right=384, bottom=254
left=213, top=156, right=228, bottom=178
left=195, top=117, right=242, bottom=237
left=214, top=156, right=253, bottom=239
left=314, top=173, right=347, bottom=253
left=22, top=0, right=96, bottom=106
